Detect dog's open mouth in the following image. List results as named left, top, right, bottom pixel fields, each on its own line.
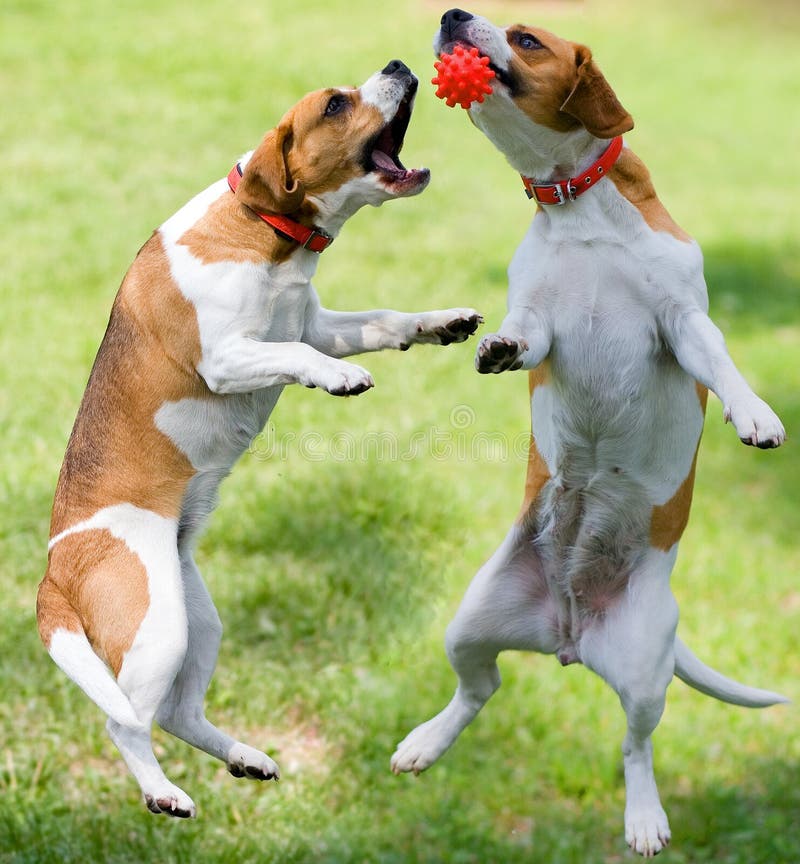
left=365, top=84, right=430, bottom=194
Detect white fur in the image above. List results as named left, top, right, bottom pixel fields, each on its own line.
left=396, top=13, right=785, bottom=858
left=49, top=629, right=142, bottom=728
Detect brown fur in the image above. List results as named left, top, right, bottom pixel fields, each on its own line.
left=238, top=122, right=305, bottom=216
left=39, top=531, right=150, bottom=673
left=178, top=192, right=296, bottom=265
left=650, top=385, right=708, bottom=550
left=283, top=88, right=385, bottom=197
left=40, top=233, right=202, bottom=652
left=559, top=44, right=633, bottom=139
left=504, top=26, right=633, bottom=138
left=517, top=363, right=552, bottom=524
left=610, top=149, right=692, bottom=243
left=49, top=232, right=201, bottom=538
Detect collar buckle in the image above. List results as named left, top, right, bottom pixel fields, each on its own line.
left=552, top=183, right=576, bottom=206
left=521, top=136, right=624, bottom=206
left=303, top=227, right=334, bottom=252
left=524, top=180, right=575, bottom=206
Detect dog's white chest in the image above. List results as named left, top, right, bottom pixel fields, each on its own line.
left=155, top=389, right=279, bottom=472
left=520, top=231, right=706, bottom=505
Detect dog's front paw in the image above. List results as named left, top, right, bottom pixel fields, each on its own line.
left=227, top=742, right=280, bottom=782
left=306, top=360, right=375, bottom=397
left=475, top=334, right=528, bottom=374
left=625, top=804, right=671, bottom=857
left=412, top=309, right=483, bottom=347
left=724, top=397, right=786, bottom=449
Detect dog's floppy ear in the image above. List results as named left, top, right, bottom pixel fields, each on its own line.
left=560, top=45, right=634, bottom=139
left=237, top=121, right=305, bottom=214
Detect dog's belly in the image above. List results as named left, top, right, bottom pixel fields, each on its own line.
left=540, top=354, right=704, bottom=502
left=155, top=388, right=281, bottom=541
left=529, top=301, right=705, bottom=632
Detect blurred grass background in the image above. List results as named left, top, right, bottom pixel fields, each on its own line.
left=1, top=0, right=798, bottom=861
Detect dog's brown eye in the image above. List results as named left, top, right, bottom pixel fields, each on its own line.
left=324, top=94, right=347, bottom=117
left=517, top=33, right=543, bottom=50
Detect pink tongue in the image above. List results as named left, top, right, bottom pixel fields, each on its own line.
left=372, top=150, right=399, bottom=172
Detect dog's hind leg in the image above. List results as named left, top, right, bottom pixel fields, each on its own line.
left=391, top=521, right=559, bottom=775
left=156, top=550, right=280, bottom=782
left=578, top=547, right=679, bottom=857
left=97, top=516, right=196, bottom=817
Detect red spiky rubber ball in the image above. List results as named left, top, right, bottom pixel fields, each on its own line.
left=432, top=45, right=495, bottom=109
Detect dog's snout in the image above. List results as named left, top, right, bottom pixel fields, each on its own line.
left=381, top=59, right=412, bottom=77
left=441, top=8, right=474, bottom=38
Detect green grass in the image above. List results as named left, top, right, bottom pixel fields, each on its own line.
left=1, top=0, right=798, bottom=861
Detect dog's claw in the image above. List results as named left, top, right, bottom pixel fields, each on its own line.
left=226, top=743, right=280, bottom=782
left=414, top=310, right=483, bottom=346
left=443, top=312, right=483, bottom=343
left=724, top=398, right=785, bottom=448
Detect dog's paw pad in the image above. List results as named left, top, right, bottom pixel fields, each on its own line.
left=475, top=334, right=527, bottom=373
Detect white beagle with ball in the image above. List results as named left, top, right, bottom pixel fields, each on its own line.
left=37, top=60, right=481, bottom=818
left=391, top=10, right=787, bottom=857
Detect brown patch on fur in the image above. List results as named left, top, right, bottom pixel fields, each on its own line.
left=559, top=44, right=633, bottom=139
left=50, top=233, right=202, bottom=538
left=649, top=384, right=707, bottom=550
left=609, top=149, right=692, bottom=242
left=38, top=530, right=149, bottom=675
left=504, top=27, right=632, bottom=138
left=178, top=190, right=298, bottom=266
left=283, top=87, right=385, bottom=198
left=36, top=576, right=82, bottom=645
left=696, top=380, right=709, bottom=410
left=650, top=449, right=701, bottom=551
left=238, top=122, right=305, bottom=216
left=517, top=363, right=552, bottom=524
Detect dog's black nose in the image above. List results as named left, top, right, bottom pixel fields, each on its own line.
left=441, top=8, right=474, bottom=37
left=382, top=59, right=411, bottom=77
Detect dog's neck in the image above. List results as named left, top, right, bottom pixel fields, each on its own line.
left=470, top=101, right=609, bottom=184
left=516, top=130, right=610, bottom=186
left=534, top=135, right=611, bottom=186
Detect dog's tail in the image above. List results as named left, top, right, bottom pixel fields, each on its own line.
left=673, top=636, right=789, bottom=708
left=38, top=579, right=141, bottom=729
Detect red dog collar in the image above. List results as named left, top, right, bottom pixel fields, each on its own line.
left=227, top=163, right=333, bottom=253
left=521, top=136, right=623, bottom=205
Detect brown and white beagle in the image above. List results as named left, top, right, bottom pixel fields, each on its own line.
left=37, top=60, right=481, bottom=818
left=391, top=11, right=786, bottom=857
